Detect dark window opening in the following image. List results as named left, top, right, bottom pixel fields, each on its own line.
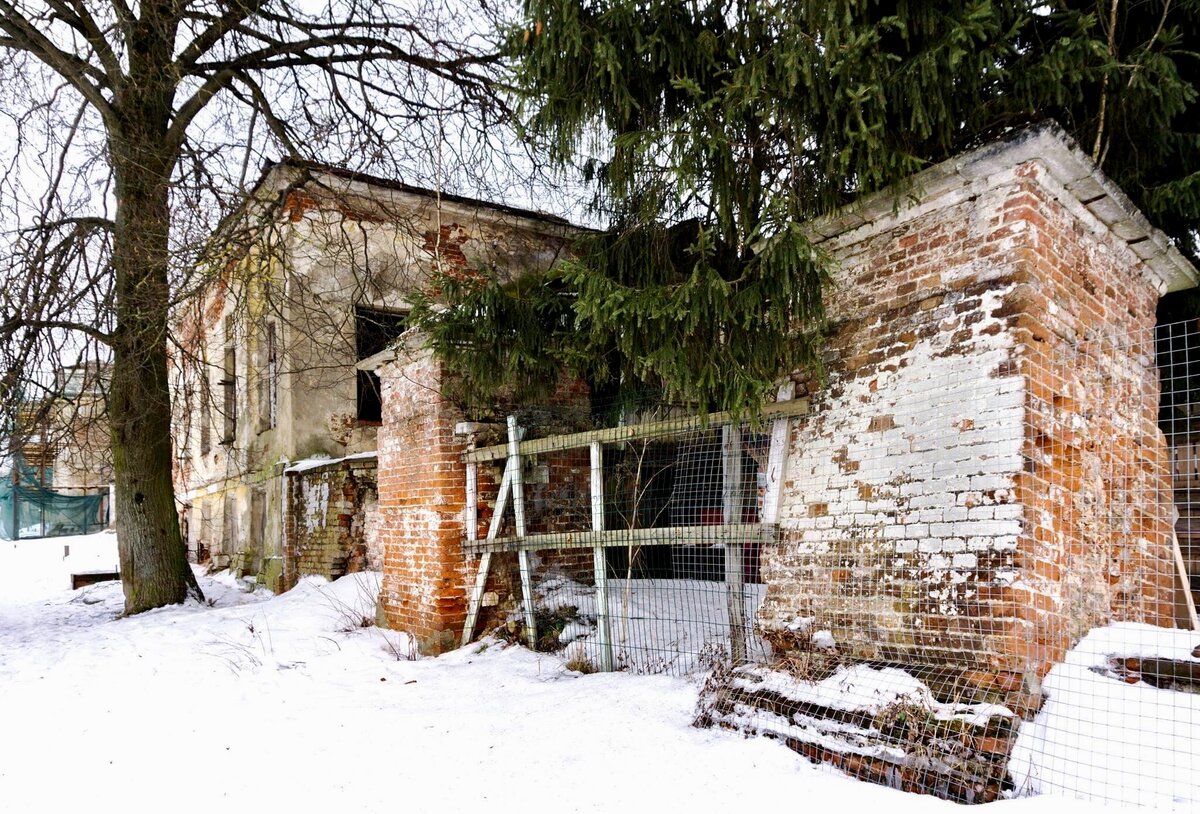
left=221, top=346, right=236, bottom=444
left=355, top=306, right=408, bottom=422
left=220, top=316, right=237, bottom=445
left=257, top=321, right=277, bottom=433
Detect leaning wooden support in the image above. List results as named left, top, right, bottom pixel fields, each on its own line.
left=590, top=441, right=613, bottom=671
left=1172, top=527, right=1199, bottom=630
left=461, top=552, right=493, bottom=648
left=461, top=432, right=522, bottom=647
left=508, top=416, right=538, bottom=650
left=723, top=425, right=747, bottom=664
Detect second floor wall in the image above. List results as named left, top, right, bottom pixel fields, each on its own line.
left=172, top=163, right=575, bottom=501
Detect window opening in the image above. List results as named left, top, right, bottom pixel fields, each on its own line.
left=355, top=306, right=408, bottom=422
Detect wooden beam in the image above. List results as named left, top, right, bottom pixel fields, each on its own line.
left=461, top=429, right=522, bottom=647
left=487, top=456, right=516, bottom=541
left=723, top=425, right=747, bottom=664
left=509, top=416, right=538, bottom=650
left=461, top=552, right=493, bottom=648
left=465, top=462, right=478, bottom=543
left=1172, top=527, right=1199, bottom=631
left=462, top=399, right=811, bottom=463
left=761, top=382, right=795, bottom=525
left=590, top=441, right=613, bottom=671
left=465, top=523, right=778, bottom=555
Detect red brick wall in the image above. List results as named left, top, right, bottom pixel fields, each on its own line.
left=376, top=346, right=471, bottom=651
left=759, top=157, right=1175, bottom=694
left=376, top=345, right=595, bottom=649
left=1004, top=163, right=1175, bottom=678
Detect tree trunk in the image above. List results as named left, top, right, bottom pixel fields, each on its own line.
left=109, top=102, right=202, bottom=613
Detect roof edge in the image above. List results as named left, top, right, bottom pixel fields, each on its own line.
left=808, top=121, right=1198, bottom=294
left=258, top=157, right=581, bottom=231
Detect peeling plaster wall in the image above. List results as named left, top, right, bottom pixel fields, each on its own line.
left=760, top=179, right=1032, bottom=674
left=172, top=168, right=575, bottom=587
left=283, top=456, right=379, bottom=588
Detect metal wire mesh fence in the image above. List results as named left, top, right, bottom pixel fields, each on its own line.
left=460, top=404, right=801, bottom=675
left=456, top=317, right=1200, bottom=807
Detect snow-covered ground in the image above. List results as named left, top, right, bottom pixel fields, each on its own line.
left=1010, top=623, right=1200, bottom=809
left=0, top=530, right=121, bottom=601
left=0, top=532, right=1194, bottom=812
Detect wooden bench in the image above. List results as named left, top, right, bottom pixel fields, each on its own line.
left=71, top=571, right=120, bottom=590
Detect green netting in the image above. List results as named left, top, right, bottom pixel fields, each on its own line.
left=0, top=458, right=107, bottom=540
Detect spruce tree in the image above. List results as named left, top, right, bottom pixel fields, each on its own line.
left=413, top=1, right=1200, bottom=417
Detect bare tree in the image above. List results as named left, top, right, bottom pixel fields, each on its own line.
left=0, top=1, right=515, bottom=613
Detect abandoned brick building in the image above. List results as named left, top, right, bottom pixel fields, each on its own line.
left=172, top=160, right=574, bottom=589
left=360, top=123, right=1199, bottom=798
left=172, top=120, right=1197, bottom=800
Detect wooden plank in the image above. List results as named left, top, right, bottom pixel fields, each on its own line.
left=462, top=429, right=522, bottom=647
left=465, top=523, right=777, bottom=554
left=723, top=425, right=747, bottom=664
left=71, top=571, right=120, bottom=590
left=509, top=416, right=538, bottom=650
left=460, top=552, right=493, bottom=647
left=1172, top=527, right=1199, bottom=631
left=590, top=441, right=613, bottom=671
left=761, top=382, right=795, bottom=525
left=1127, top=657, right=1200, bottom=689
left=487, top=457, right=516, bottom=541
left=463, top=398, right=811, bottom=463
left=465, top=462, right=478, bottom=543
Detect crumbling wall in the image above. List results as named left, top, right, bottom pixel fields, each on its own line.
left=758, top=170, right=1030, bottom=687
left=172, top=165, right=575, bottom=591
left=376, top=344, right=472, bottom=652
left=283, top=455, right=379, bottom=588
left=758, top=149, right=1179, bottom=703
left=1006, top=162, right=1176, bottom=677
left=375, top=343, right=594, bottom=652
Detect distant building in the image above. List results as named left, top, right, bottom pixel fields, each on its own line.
left=1, top=361, right=110, bottom=539
left=48, top=361, right=111, bottom=495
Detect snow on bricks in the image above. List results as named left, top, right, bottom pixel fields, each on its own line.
left=283, top=454, right=379, bottom=589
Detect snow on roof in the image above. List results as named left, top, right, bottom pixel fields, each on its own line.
left=284, top=451, right=378, bottom=474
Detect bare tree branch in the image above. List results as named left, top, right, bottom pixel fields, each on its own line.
left=0, top=3, right=115, bottom=125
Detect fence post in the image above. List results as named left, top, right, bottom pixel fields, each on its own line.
left=10, top=464, right=18, bottom=540
left=590, top=441, right=613, bottom=671
left=723, top=424, right=746, bottom=664
left=509, top=416, right=537, bottom=650
left=762, top=382, right=795, bottom=525
left=465, top=462, right=477, bottom=544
